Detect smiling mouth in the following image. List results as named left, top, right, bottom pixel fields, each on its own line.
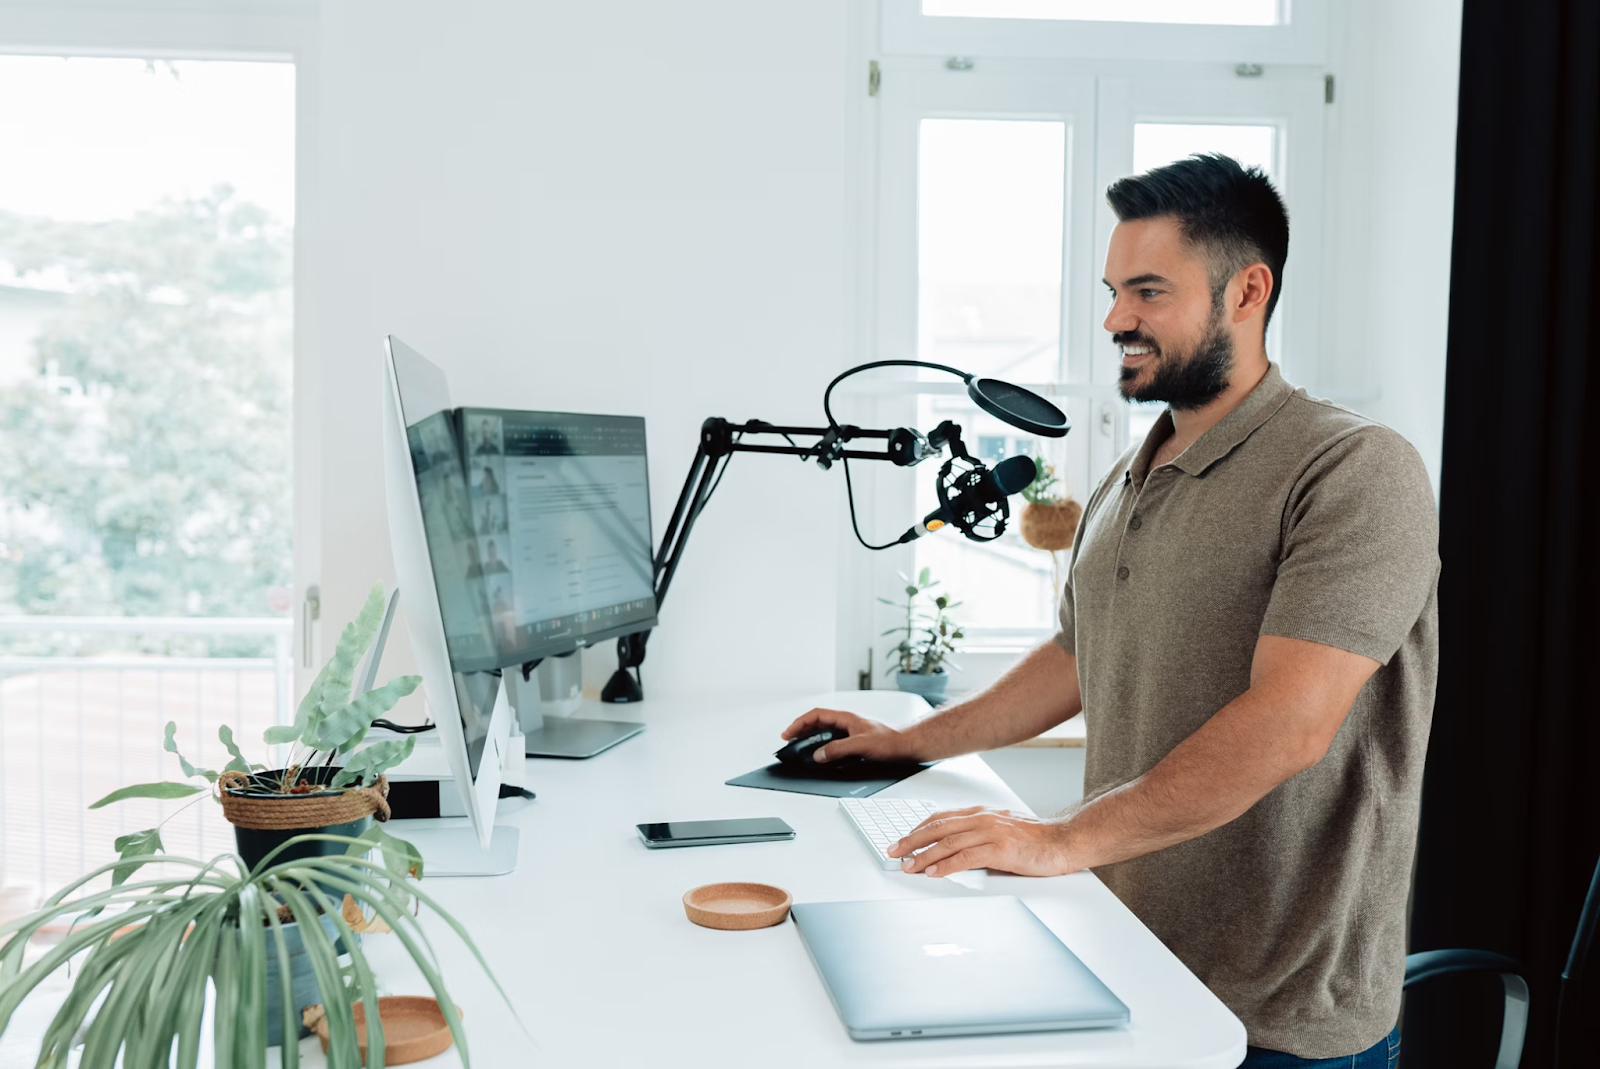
left=1119, top=344, right=1158, bottom=366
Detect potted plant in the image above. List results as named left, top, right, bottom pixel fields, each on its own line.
left=0, top=827, right=513, bottom=1063
left=881, top=567, right=962, bottom=705
left=90, top=582, right=423, bottom=876
left=1017, top=456, right=1083, bottom=552
left=61, top=582, right=456, bottom=1048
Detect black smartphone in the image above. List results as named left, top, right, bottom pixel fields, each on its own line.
left=636, top=817, right=795, bottom=848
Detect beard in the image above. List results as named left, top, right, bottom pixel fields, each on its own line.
left=1116, top=310, right=1235, bottom=411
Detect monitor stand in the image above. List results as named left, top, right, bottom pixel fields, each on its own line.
left=507, top=666, right=644, bottom=759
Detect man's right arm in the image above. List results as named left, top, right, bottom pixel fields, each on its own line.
left=779, top=639, right=1083, bottom=764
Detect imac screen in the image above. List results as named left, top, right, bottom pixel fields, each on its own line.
left=389, top=341, right=495, bottom=778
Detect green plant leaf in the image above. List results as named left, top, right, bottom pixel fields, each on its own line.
left=110, top=827, right=164, bottom=887
left=163, top=721, right=218, bottom=784
left=347, top=823, right=425, bottom=882
left=262, top=724, right=300, bottom=745
left=917, top=566, right=930, bottom=585
left=217, top=723, right=255, bottom=776
left=304, top=583, right=389, bottom=737
left=88, top=781, right=207, bottom=809
left=304, top=673, right=422, bottom=754
left=330, top=735, right=417, bottom=789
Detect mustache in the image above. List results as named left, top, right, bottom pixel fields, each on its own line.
left=1112, top=331, right=1159, bottom=349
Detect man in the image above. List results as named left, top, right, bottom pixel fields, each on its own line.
left=783, top=154, right=1437, bottom=1066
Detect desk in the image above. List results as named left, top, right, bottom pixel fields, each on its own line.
left=325, top=689, right=1244, bottom=1068
left=0, top=690, right=1244, bottom=1069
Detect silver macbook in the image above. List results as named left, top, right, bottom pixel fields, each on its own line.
left=791, top=896, right=1129, bottom=1041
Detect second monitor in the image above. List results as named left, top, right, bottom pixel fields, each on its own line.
left=417, top=404, right=658, bottom=757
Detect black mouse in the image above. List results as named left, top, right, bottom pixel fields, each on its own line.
left=774, top=727, right=850, bottom=768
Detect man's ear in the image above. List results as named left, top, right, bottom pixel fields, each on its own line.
left=1232, top=262, right=1274, bottom=323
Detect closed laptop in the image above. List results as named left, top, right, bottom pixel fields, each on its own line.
left=791, top=895, right=1129, bottom=1041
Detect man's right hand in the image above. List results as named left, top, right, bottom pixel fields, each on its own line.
left=779, top=708, right=920, bottom=764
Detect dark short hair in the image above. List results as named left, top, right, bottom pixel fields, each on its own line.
left=1105, top=153, right=1289, bottom=327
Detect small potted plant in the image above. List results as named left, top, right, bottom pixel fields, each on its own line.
left=76, top=582, right=444, bottom=1044
left=1017, top=456, right=1083, bottom=552
left=91, top=582, right=422, bottom=876
left=881, top=567, right=962, bottom=705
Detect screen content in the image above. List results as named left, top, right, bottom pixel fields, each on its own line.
left=457, top=408, right=657, bottom=665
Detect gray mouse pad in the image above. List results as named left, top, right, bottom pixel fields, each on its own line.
left=725, top=760, right=933, bottom=799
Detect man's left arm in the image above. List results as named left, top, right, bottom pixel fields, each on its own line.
left=893, top=424, right=1440, bottom=878
left=891, top=634, right=1377, bottom=877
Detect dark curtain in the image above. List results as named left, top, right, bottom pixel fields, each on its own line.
left=1405, top=0, right=1600, bottom=1066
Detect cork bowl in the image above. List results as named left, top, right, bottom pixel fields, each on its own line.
left=306, top=996, right=458, bottom=1065
left=682, top=882, right=792, bottom=930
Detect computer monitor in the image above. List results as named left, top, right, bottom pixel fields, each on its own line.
left=381, top=336, right=515, bottom=851
left=452, top=406, right=658, bottom=666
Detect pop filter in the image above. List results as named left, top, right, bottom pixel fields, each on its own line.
left=967, top=378, right=1070, bottom=438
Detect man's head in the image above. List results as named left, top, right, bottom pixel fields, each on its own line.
left=1102, top=153, right=1288, bottom=410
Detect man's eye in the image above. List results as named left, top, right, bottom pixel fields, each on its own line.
left=1140, top=289, right=1160, bottom=299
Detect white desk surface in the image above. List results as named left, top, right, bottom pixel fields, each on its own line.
left=2, top=690, right=1244, bottom=1069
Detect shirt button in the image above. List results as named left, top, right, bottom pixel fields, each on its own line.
left=1116, top=565, right=1130, bottom=580
left=1129, top=516, right=1143, bottom=530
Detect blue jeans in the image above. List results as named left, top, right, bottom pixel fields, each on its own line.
left=1238, top=1026, right=1400, bottom=1068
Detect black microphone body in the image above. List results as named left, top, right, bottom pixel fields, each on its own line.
left=899, top=454, right=1038, bottom=543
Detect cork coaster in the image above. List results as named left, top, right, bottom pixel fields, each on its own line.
left=306, top=996, right=457, bottom=1065
left=682, top=882, right=792, bottom=930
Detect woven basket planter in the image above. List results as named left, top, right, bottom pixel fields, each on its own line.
left=218, top=768, right=391, bottom=873
left=1019, top=499, right=1083, bottom=551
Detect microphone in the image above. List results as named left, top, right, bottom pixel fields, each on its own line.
left=899, top=454, right=1038, bottom=543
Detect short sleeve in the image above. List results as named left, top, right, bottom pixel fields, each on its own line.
left=1259, top=426, right=1439, bottom=664
left=1053, top=571, right=1077, bottom=654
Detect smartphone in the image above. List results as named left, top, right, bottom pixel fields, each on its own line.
left=637, top=817, right=796, bottom=848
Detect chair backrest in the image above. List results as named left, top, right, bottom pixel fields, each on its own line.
left=1563, top=851, right=1600, bottom=983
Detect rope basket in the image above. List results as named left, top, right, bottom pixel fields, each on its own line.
left=217, top=770, right=391, bottom=830
left=1019, top=499, right=1083, bottom=552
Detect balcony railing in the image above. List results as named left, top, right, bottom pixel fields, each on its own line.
left=0, top=616, right=293, bottom=916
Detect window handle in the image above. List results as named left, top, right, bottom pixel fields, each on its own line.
left=302, top=584, right=321, bottom=668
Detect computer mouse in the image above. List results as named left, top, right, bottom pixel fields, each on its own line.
left=774, top=727, right=849, bottom=768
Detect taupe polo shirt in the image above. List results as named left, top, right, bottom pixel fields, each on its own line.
left=1055, top=363, right=1439, bottom=1058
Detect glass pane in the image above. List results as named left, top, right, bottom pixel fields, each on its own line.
left=1133, top=122, right=1277, bottom=179
left=924, top=0, right=1280, bottom=26
left=0, top=57, right=294, bottom=898
left=919, top=119, right=1065, bottom=384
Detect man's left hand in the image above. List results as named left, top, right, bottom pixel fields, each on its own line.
left=887, top=806, right=1080, bottom=877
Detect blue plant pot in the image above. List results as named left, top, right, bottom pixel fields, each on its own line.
left=895, top=670, right=949, bottom=706
left=262, top=915, right=352, bottom=1045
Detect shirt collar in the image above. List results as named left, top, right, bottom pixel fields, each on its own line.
left=1124, top=362, right=1295, bottom=486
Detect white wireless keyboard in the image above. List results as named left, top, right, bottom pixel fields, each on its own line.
left=839, top=797, right=942, bottom=870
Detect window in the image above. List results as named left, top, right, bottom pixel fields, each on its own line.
left=0, top=56, right=295, bottom=897
left=866, top=61, right=1325, bottom=677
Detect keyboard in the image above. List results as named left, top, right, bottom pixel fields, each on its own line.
left=839, top=797, right=942, bottom=870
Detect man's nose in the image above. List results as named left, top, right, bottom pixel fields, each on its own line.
left=1103, top=296, right=1139, bottom=336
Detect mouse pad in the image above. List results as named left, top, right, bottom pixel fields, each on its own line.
left=726, top=760, right=933, bottom=799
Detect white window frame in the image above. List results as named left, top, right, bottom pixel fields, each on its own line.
left=881, top=0, right=1331, bottom=65
left=0, top=0, right=322, bottom=694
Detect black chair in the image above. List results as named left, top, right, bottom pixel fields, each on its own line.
left=1402, top=851, right=1600, bottom=1068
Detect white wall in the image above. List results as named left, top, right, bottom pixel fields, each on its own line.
left=1323, top=0, right=1463, bottom=493
left=305, top=1, right=859, bottom=712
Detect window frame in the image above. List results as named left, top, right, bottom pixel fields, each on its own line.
left=880, top=0, right=1331, bottom=65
